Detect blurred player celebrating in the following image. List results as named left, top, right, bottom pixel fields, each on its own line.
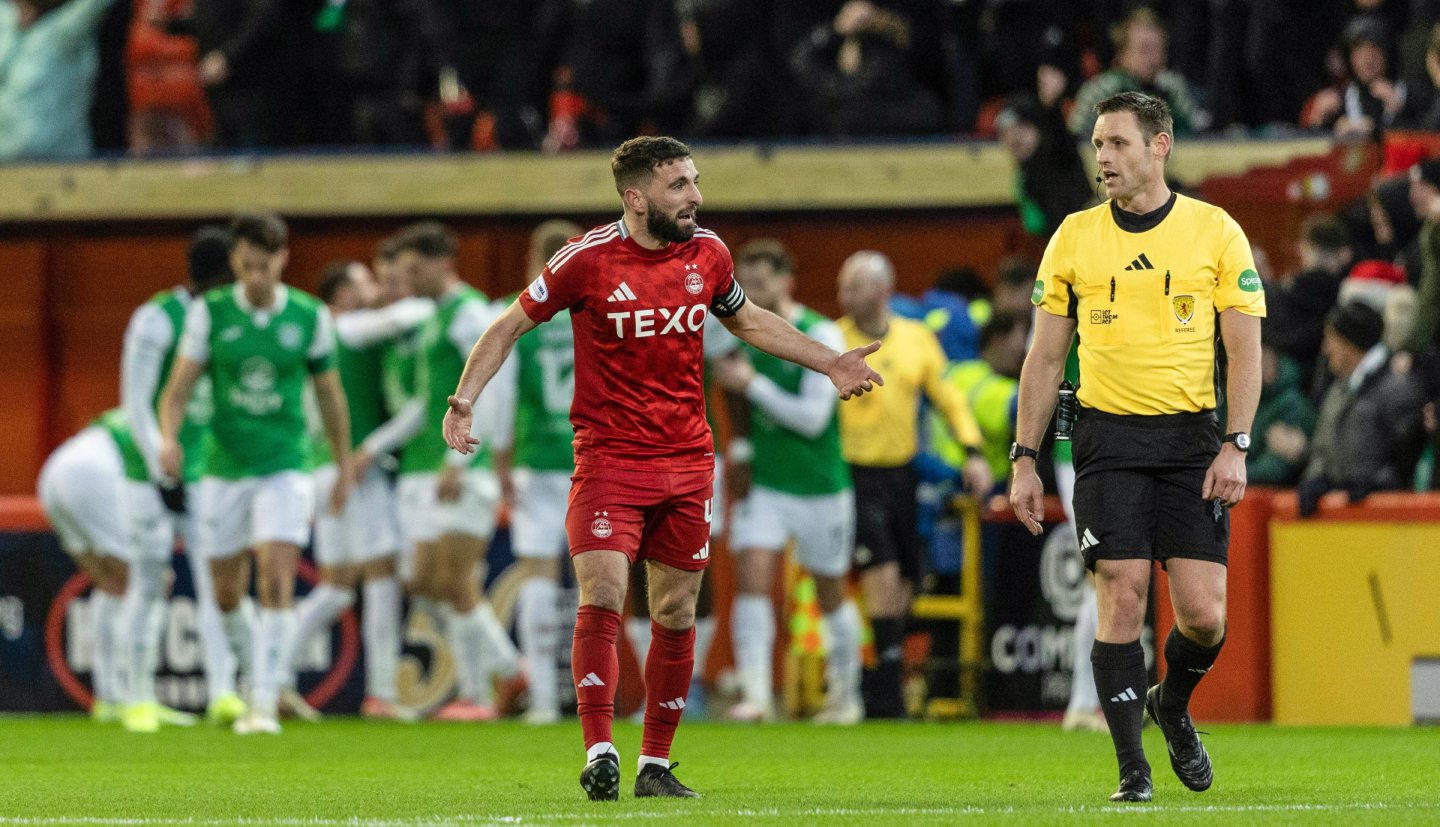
left=491, top=220, right=583, bottom=725
left=281, top=257, right=433, bottom=721
left=715, top=239, right=864, bottom=725
left=386, top=223, right=520, bottom=720
left=37, top=416, right=134, bottom=725
left=160, top=213, right=352, bottom=735
left=443, top=137, right=884, bottom=800
left=116, top=225, right=238, bottom=731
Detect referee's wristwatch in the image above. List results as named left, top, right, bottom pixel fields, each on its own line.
left=1009, top=442, right=1040, bottom=463
left=1222, top=432, right=1251, bottom=451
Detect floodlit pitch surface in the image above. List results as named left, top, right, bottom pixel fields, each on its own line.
left=0, top=718, right=1437, bottom=825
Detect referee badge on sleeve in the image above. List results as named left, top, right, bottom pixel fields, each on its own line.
left=1172, top=295, right=1195, bottom=325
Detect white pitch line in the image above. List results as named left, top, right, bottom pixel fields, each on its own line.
left=1, top=802, right=1436, bottom=826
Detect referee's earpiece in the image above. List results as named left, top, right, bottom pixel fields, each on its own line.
left=1095, top=176, right=1103, bottom=183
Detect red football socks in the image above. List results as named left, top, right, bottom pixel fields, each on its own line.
left=640, top=621, right=695, bottom=760
left=572, top=605, right=621, bottom=750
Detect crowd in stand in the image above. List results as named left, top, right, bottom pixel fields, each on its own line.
left=6, top=0, right=1440, bottom=158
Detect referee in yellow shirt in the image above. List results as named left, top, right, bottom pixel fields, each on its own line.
left=836, top=251, right=991, bottom=719
left=1010, top=92, right=1264, bottom=803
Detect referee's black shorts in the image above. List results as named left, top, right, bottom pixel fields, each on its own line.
left=849, top=463, right=923, bottom=583
left=1071, top=407, right=1229, bottom=571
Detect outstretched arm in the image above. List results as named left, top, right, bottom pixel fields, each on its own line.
left=444, top=300, right=537, bottom=452
left=719, top=301, right=883, bottom=399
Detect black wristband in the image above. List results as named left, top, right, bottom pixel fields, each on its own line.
left=1009, top=442, right=1039, bottom=462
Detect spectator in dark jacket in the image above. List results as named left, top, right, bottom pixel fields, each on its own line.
left=311, top=0, right=448, bottom=146
left=998, top=65, right=1095, bottom=239
left=673, top=0, right=796, bottom=139
left=1248, top=343, right=1319, bottom=486
left=433, top=0, right=548, bottom=149
left=183, top=0, right=306, bottom=148
left=540, top=0, right=692, bottom=151
left=789, top=0, right=942, bottom=138
left=1403, top=159, right=1440, bottom=354
left=1264, top=214, right=1352, bottom=394
left=1298, top=301, right=1426, bottom=515
left=1312, top=16, right=1417, bottom=141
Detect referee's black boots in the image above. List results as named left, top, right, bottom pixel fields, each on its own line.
left=1110, top=765, right=1153, bottom=802
left=1146, top=685, right=1215, bottom=792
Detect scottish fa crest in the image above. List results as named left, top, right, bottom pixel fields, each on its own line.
left=1172, top=295, right=1195, bottom=324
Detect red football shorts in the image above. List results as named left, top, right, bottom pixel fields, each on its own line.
left=566, top=462, right=715, bottom=571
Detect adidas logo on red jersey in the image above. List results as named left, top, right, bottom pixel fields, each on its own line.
left=606, top=282, right=638, bottom=303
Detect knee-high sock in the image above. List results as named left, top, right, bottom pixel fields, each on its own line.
left=220, top=602, right=255, bottom=688
left=824, top=601, right=863, bottom=703
left=251, top=608, right=297, bottom=719
left=1091, top=639, right=1148, bottom=773
left=362, top=577, right=401, bottom=703
left=121, top=558, right=168, bottom=705
left=731, top=594, right=775, bottom=707
left=573, top=606, right=621, bottom=754
left=640, top=622, right=695, bottom=766
left=625, top=616, right=652, bottom=671
left=448, top=605, right=491, bottom=704
left=187, top=553, right=236, bottom=700
left=90, top=591, right=124, bottom=705
left=863, top=616, right=906, bottom=717
left=285, top=584, right=354, bottom=688
left=692, top=615, right=716, bottom=682
left=1066, top=582, right=1100, bottom=714
left=1159, top=627, right=1224, bottom=713
left=475, top=601, right=520, bottom=677
left=516, top=578, right=561, bottom=716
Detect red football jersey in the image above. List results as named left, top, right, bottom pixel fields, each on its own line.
left=518, top=219, right=745, bottom=471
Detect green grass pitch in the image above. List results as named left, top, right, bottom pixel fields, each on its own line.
left=0, top=717, right=1437, bottom=825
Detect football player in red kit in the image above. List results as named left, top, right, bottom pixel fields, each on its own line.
left=443, top=136, right=882, bottom=801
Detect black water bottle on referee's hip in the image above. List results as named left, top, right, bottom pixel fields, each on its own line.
left=1055, top=380, right=1077, bottom=442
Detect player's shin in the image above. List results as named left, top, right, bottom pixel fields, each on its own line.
left=1159, top=627, right=1224, bottom=713
left=221, top=599, right=257, bottom=685
left=446, top=605, right=487, bottom=704
left=640, top=622, right=695, bottom=768
left=362, top=577, right=401, bottom=703
left=187, top=553, right=238, bottom=700
left=517, top=577, right=562, bottom=718
left=572, top=605, right=621, bottom=755
left=285, top=584, right=354, bottom=687
left=251, top=608, right=297, bottom=720
left=121, top=558, right=169, bottom=706
left=1067, top=584, right=1101, bottom=716
left=90, top=590, right=125, bottom=707
left=824, top=601, right=863, bottom=705
left=731, top=594, right=775, bottom=710
left=1092, top=640, right=1149, bottom=774
left=475, top=601, right=521, bottom=678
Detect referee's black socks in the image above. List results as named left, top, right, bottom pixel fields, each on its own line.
left=1091, top=639, right=1148, bottom=774
left=1159, top=627, right=1224, bottom=713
